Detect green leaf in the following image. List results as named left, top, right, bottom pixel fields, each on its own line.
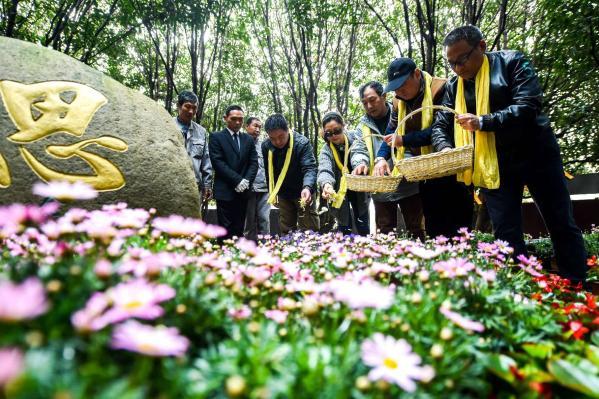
left=548, top=358, right=599, bottom=398
left=522, top=342, right=555, bottom=359
left=482, top=354, right=517, bottom=384
left=587, top=346, right=599, bottom=368
left=95, top=378, right=146, bottom=399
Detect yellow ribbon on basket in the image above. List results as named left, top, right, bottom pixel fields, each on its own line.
left=329, top=134, right=349, bottom=209
left=267, top=131, right=294, bottom=205
left=395, top=71, right=435, bottom=161
left=454, top=54, right=500, bottom=189
left=360, top=125, right=375, bottom=175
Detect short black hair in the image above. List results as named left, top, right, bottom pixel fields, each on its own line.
left=264, top=113, right=288, bottom=133
left=321, top=111, right=344, bottom=127
left=224, top=104, right=243, bottom=117
left=443, top=25, right=484, bottom=47
left=246, top=116, right=260, bottom=126
left=177, top=90, right=198, bottom=107
left=359, top=81, right=384, bottom=99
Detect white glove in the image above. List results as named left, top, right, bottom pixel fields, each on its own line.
left=235, top=179, right=249, bottom=192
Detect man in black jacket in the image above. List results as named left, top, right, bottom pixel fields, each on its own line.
left=431, top=25, right=587, bottom=285
left=374, top=58, right=472, bottom=238
left=261, top=114, right=319, bottom=234
left=209, top=105, right=258, bottom=240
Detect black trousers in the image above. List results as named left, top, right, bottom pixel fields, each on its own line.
left=216, top=196, right=249, bottom=241
left=482, top=158, right=587, bottom=283
left=420, top=176, right=473, bottom=238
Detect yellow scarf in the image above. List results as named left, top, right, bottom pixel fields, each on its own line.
left=395, top=71, right=435, bottom=160
left=360, top=124, right=375, bottom=175
left=267, top=132, right=294, bottom=205
left=329, top=134, right=349, bottom=209
left=454, top=55, right=500, bottom=189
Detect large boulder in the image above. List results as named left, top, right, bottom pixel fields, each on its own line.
left=0, top=37, right=201, bottom=217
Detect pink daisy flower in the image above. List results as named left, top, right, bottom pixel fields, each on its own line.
left=152, top=215, right=226, bottom=238
left=361, top=333, right=434, bottom=392
left=100, top=279, right=175, bottom=325
left=432, top=258, right=475, bottom=278
left=264, top=309, right=288, bottom=324
left=0, top=347, right=24, bottom=386
left=111, top=320, right=189, bottom=357
left=328, top=279, right=394, bottom=309
left=439, top=306, right=485, bottom=332
left=33, top=180, right=98, bottom=201
left=0, top=278, right=49, bottom=322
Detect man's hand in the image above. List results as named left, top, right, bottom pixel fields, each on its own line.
left=440, top=147, right=452, bottom=153
left=203, top=188, right=213, bottom=200
left=301, top=188, right=312, bottom=205
left=374, top=159, right=391, bottom=176
left=321, top=183, right=336, bottom=200
left=383, top=134, right=403, bottom=147
left=235, top=179, right=249, bottom=192
left=455, top=113, right=480, bottom=131
left=352, top=163, right=369, bottom=176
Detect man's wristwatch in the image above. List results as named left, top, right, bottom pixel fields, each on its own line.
left=374, top=157, right=387, bottom=164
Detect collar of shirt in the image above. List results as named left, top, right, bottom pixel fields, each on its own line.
left=227, top=128, right=240, bottom=137
left=176, top=118, right=191, bottom=139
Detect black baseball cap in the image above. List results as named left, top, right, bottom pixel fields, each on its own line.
left=384, top=58, right=417, bottom=93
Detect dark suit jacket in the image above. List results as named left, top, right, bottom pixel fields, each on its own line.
left=209, top=128, right=258, bottom=201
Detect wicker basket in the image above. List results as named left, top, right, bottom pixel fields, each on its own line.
left=392, top=105, right=473, bottom=181
left=343, top=105, right=473, bottom=191
left=345, top=174, right=401, bottom=193
left=397, top=145, right=473, bottom=181
left=343, top=131, right=402, bottom=193
left=391, top=105, right=474, bottom=181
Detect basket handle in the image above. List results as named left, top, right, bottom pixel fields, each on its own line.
left=390, top=105, right=459, bottom=165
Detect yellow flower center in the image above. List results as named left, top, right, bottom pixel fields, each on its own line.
left=137, top=342, right=157, bottom=353
left=383, top=357, right=398, bottom=369
left=124, top=300, right=143, bottom=310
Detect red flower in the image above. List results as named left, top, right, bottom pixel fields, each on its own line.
left=562, top=304, right=576, bottom=314
left=588, top=255, right=597, bottom=268
left=531, top=293, right=543, bottom=302
left=569, top=321, right=590, bottom=340
left=509, top=365, right=525, bottom=381
left=529, top=381, right=552, bottom=398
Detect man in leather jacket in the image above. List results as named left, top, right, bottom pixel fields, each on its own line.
left=431, top=25, right=587, bottom=285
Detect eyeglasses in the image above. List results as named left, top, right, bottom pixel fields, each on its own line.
left=446, top=45, right=477, bottom=69
left=324, top=128, right=344, bottom=140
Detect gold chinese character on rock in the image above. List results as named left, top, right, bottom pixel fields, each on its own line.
left=0, top=80, right=128, bottom=191
left=0, top=153, right=9, bottom=188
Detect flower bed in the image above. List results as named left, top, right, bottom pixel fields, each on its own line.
left=1, top=198, right=599, bottom=398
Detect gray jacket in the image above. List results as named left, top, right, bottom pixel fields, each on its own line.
left=317, top=130, right=369, bottom=190
left=250, top=134, right=267, bottom=192
left=355, top=109, right=419, bottom=202
left=174, top=117, right=213, bottom=190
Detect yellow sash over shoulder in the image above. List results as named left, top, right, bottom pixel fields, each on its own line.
left=360, top=124, right=375, bottom=175
left=267, top=132, right=294, bottom=205
left=329, top=134, right=349, bottom=209
left=454, top=55, right=500, bottom=189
